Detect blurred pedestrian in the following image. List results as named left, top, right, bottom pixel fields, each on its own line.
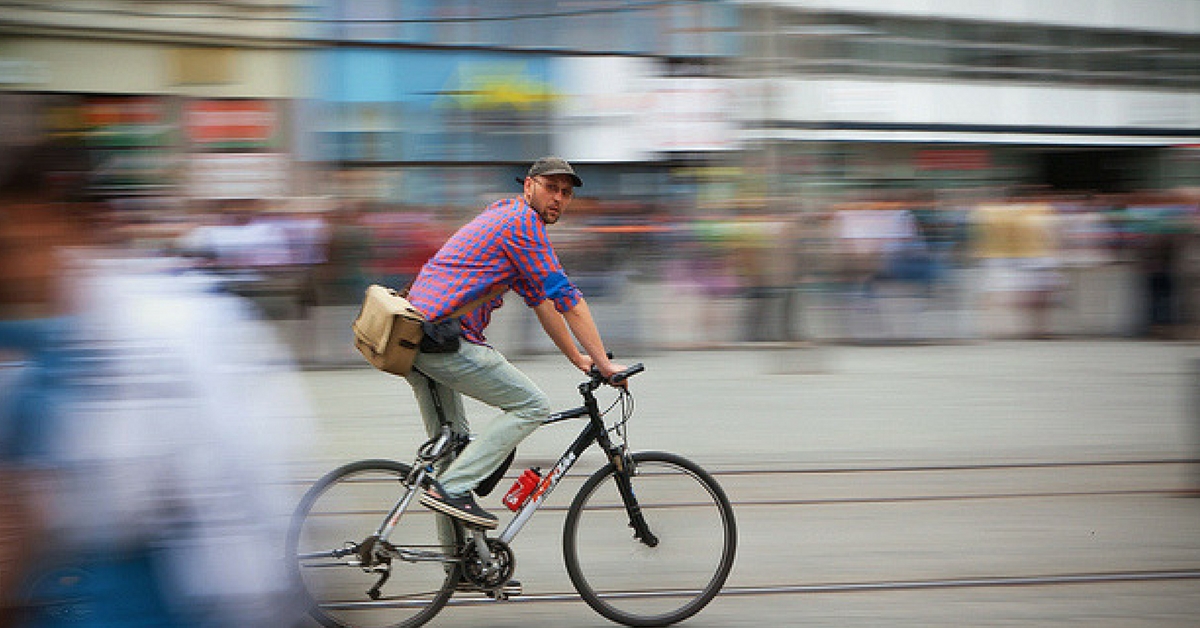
left=0, top=141, right=313, bottom=628
left=0, top=141, right=85, bottom=627
left=316, top=200, right=372, bottom=306
left=1012, top=201, right=1064, bottom=339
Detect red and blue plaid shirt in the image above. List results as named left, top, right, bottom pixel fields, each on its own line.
left=407, top=196, right=582, bottom=345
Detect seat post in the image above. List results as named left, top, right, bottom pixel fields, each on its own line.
left=425, top=373, right=451, bottom=428
left=417, top=370, right=464, bottom=466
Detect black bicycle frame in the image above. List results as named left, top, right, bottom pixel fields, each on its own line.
left=407, top=368, right=655, bottom=547
left=496, top=384, right=655, bottom=546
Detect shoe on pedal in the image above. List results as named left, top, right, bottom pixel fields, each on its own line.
left=420, top=481, right=499, bottom=529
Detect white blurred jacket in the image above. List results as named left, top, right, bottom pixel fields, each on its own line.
left=48, top=253, right=315, bottom=625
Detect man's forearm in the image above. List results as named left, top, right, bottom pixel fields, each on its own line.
left=561, top=299, right=614, bottom=371
left=534, top=300, right=586, bottom=367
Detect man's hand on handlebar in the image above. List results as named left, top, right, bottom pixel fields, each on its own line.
left=579, top=361, right=645, bottom=394
left=574, top=354, right=627, bottom=382
left=597, top=360, right=630, bottom=386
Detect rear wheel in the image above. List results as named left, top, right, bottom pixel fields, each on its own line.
left=287, top=460, right=461, bottom=628
left=563, top=452, right=737, bottom=626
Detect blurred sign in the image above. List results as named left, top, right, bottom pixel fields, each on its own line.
left=77, top=97, right=175, bottom=195
left=914, top=149, right=991, bottom=171
left=189, top=153, right=289, bottom=199
left=440, top=61, right=559, bottom=111
left=644, top=78, right=737, bottom=153
left=553, top=56, right=652, bottom=161
left=554, top=57, right=737, bottom=161
left=82, top=97, right=165, bottom=127
left=73, top=97, right=172, bottom=148
left=185, top=100, right=277, bottom=147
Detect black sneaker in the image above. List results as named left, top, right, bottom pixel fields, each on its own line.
left=420, top=481, right=499, bottom=529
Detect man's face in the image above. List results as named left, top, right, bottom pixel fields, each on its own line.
left=523, top=174, right=575, bottom=225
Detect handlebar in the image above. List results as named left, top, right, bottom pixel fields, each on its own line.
left=608, top=363, right=645, bottom=385
left=544, top=360, right=644, bottom=423
left=585, top=362, right=645, bottom=389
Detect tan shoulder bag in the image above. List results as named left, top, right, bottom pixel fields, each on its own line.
left=352, top=284, right=426, bottom=376
left=352, top=284, right=504, bottom=376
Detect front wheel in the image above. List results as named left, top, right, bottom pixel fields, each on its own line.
left=563, top=452, right=737, bottom=627
left=287, top=459, right=461, bottom=628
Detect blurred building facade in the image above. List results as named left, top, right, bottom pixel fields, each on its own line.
left=4, top=1, right=1197, bottom=204
left=3, top=1, right=1200, bottom=353
left=0, top=0, right=312, bottom=202
left=715, top=1, right=1200, bottom=346
left=737, top=0, right=1200, bottom=200
left=298, top=0, right=740, bottom=209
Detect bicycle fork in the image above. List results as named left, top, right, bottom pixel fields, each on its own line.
left=611, top=464, right=659, bottom=547
left=590, top=410, right=659, bottom=548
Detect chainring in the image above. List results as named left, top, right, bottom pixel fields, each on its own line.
left=461, top=538, right=515, bottom=590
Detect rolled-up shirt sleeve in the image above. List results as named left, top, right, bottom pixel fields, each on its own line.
left=503, top=211, right=583, bottom=313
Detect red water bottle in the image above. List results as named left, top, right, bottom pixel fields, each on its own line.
left=503, top=467, right=542, bottom=511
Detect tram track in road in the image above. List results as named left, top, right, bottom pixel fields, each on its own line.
left=722, top=487, right=1195, bottom=508
left=438, top=568, right=1200, bottom=608
left=295, top=456, right=1199, bottom=621
left=437, top=459, right=1200, bottom=609
left=517, top=457, right=1200, bottom=510
left=502, top=486, right=1193, bottom=513
left=294, top=457, right=1197, bottom=485
left=285, top=458, right=1195, bottom=513
left=704, top=457, right=1200, bottom=508
left=708, top=457, right=1199, bottom=477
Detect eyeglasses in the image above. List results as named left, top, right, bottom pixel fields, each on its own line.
left=532, top=177, right=574, bottom=199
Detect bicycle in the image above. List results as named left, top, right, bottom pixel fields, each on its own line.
left=287, top=362, right=737, bottom=628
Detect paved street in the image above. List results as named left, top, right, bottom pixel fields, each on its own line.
left=288, top=340, right=1200, bottom=627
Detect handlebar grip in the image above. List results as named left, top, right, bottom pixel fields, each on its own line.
left=588, top=353, right=616, bottom=377
left=608, top=363, right=645, bottom=385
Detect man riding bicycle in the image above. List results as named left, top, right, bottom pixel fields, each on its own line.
left=404, top=156, right=627, bottom=530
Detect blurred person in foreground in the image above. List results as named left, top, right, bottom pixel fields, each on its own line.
left=403, top=157, right=627, bottom=531
left=0, top=141, right=312, bottom=628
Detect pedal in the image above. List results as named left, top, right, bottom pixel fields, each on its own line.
left=458, top=579, right=522, bottom=598
left=487, top=580, right=522, bottom=600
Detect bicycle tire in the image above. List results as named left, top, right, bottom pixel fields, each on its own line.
left=563, top=451, right=737, bottom=627
left=287, top=459, right=461, bottom=628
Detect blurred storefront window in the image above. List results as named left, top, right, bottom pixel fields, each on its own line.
left=762, top=9, right=1200, bottom=89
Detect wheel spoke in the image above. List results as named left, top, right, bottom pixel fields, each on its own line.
left=287, top=460, right=460, bottom=628
left=564, top=452, right=737, bottom=626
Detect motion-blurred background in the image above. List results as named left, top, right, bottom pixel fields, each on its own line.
left=2, top=4, right=1200, bottom=626
left=2, top=0, right=1199, bottom=358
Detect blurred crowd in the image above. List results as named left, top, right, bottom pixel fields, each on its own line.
left=805, top=188, right=1200, bottom=342
left=33, top=181, right=1200, bottom=352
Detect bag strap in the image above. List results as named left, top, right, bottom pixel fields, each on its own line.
left=446, top=286, right=506, bottom=320
left=399, top=283, right=505, bottom=321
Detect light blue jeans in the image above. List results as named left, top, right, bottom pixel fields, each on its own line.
left=405, top=341, right=552, bottom=498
